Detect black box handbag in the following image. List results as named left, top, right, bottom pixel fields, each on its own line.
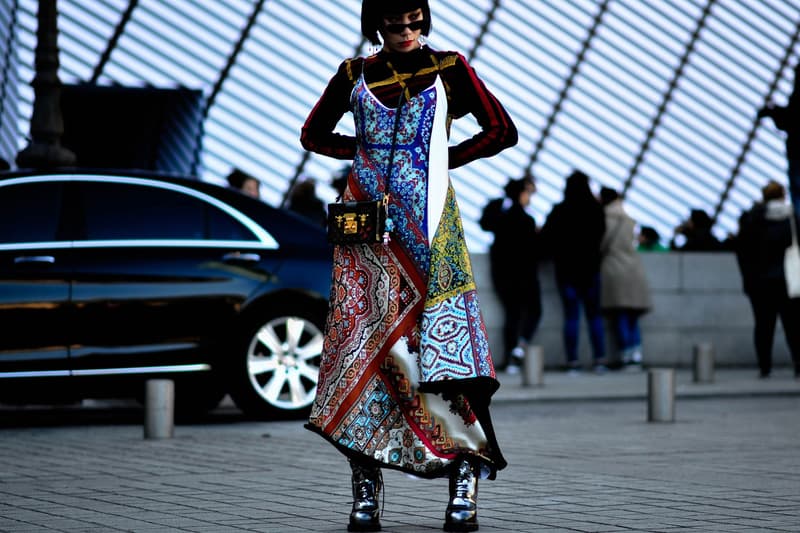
left=327, top=197, right=387, bottom=244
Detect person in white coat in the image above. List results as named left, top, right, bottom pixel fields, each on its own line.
left=599, top=187, right=652, bottom=369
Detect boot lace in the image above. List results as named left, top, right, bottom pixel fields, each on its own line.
left=354, top=465, right=384, bottom=517
left=451, top=460, right=476, bottom=503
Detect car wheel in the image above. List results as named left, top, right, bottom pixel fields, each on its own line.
left=228, top=298, right=326, bottom=420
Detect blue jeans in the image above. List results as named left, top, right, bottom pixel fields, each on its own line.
left=610, top=310, right=642, bottom=351
left=557, top=273, right=605, bottom=364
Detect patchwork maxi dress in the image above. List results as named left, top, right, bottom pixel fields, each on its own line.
left=306, top=64, right=506, bottom=480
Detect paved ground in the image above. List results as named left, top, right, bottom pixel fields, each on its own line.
left=0, top=367, right=798, bottom=532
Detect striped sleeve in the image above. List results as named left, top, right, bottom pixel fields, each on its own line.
left=300, top=59, right=358, bottom=160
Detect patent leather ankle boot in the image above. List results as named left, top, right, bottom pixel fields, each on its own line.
left=348, top=461, right=382, bottom=532
left=443, top=459, right=479, bottom=532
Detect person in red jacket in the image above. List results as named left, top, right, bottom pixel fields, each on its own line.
left=300, top=1, right=517, bottom=531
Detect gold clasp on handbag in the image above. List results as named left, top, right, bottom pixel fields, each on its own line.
left=340, top=212, right=358, bottom=234
left=338, top=212, right=370, bottom=235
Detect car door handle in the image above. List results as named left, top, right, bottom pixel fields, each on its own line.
left=223, top=252, right=261, bottom=263
left=14, top=255, right=56, bottom=264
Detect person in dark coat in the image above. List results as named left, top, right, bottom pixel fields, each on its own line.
left=479, top=174, right=541, bottom=374
left=735, top=180, right=800, bottom=379
left=540, top=170, right=607, bottom=373
left=670, top=208, right=725, bottom=251
left=758, top=60, right=799, bottom=216
left=287, top=178, right=327, bottom=227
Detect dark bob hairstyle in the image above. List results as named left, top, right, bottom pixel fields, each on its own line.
left=361, top=0, right=431, bottom=46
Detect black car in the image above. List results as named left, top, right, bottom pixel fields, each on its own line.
left=0, top=169, right=332, bottom=420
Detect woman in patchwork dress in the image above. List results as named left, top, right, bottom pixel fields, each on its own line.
left=300, top=1, right=517, bottom=530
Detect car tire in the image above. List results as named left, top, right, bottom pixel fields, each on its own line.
left=227, top=296, right=327, bottom=420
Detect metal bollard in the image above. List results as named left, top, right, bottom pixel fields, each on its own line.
left=647, top=368, right=675, bottom=422
left=693, top=342, right=714, bottom=383
left=522, top=345, right=544, bottom=387
left=144, top=379, right=175, bottom=439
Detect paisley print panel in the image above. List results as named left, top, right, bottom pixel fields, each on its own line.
left=307, top=71, right=499, bottom=478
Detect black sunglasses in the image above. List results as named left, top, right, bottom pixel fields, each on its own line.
left=383, top=20, right=425, bottom=34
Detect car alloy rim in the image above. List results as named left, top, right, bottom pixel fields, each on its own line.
left=246, top=315, right=323, bottom=409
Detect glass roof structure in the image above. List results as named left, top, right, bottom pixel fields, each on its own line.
left=2, top=0, right=799, bottom=252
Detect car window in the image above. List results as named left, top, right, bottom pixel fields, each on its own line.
left=0, top=181, right=65, bottom=244
left=78, top=181, right=258, bottom=242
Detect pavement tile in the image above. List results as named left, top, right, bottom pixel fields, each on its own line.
left=0, top=368, right=798, bottom=532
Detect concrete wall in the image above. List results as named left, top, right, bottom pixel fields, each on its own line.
left=472, top=251, right=794, bottom=370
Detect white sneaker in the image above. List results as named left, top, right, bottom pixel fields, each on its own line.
left=622, top=347, right=643, bottom=371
